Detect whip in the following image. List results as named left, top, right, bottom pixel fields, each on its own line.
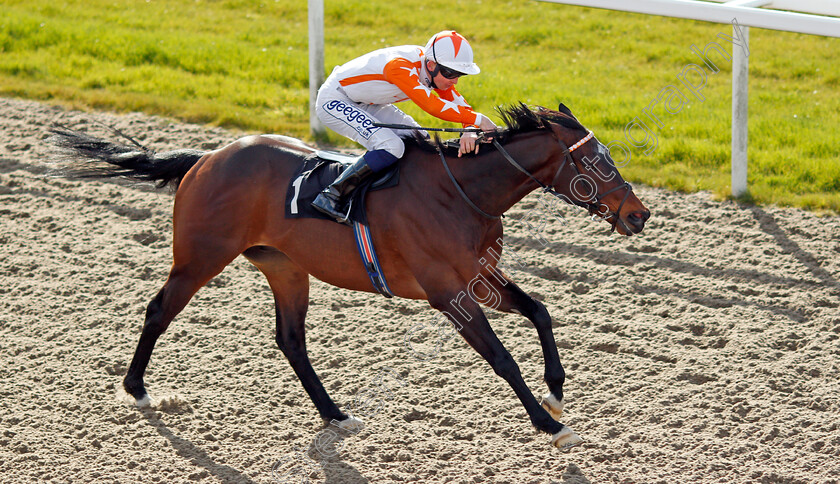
left=372, top=122, right=483, bottom=133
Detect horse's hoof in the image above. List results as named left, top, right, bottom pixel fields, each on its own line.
left=541, top=393, right=564, bottom=420
left=551, top=426, right=582, bottom=450
left=333, top=416, right=364, bottom=432
left=135, top=394, right=154, bottom=408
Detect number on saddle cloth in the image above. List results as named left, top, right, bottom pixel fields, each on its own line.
left=284, top=152, right=400, bottom=225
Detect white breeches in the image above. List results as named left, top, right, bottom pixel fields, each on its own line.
left=315, top=74, right=427, bottom=159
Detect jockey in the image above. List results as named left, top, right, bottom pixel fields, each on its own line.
left=311, top=30, right=498, bottom=223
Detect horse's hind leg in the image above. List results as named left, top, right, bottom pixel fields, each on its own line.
left=243, top=247, right=360, bottom=429
left=485, top=273, right=566, bottom=420
left=123, top=250, right=239, bottom=405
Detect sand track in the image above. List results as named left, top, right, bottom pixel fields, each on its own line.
left=1, top=97, right=838, bottom=483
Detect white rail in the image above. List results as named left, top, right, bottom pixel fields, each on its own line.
left=308, top=0, right=325, bottom=137
left=536, top=0, right=840, bottom=197
left=535, top=0, right=840, bottom=37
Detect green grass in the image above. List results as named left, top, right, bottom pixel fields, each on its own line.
left=2, top=0, right=838, bottom=212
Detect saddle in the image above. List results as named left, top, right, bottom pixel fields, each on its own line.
left=285, top=150, right=400, bottom=297
left=284, top=150, right=399, bottom=225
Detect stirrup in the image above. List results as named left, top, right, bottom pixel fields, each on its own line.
left=312, top=193, right=353, bottom=226
left=336, top=199, right=354, bottom=225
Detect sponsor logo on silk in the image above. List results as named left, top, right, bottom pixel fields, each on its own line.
left=323, top=100, right=379, bottom=139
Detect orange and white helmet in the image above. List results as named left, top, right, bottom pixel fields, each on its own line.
left=423, top=30, right=480, bottom=76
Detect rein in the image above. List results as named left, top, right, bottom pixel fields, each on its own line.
left=383, top=120, right=635, bottom=232
left=438, top=150, right=500, bottom=219
left=439, top=127, right=634, bottom=232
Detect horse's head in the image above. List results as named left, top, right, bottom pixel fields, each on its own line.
left=532, top=104, right=650, bottom=236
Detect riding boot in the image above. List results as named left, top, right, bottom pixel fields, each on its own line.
left=311, top=155, right=375, bottom=224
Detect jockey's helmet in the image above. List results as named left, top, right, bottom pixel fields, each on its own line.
left=423, top=31, right=480, bottom=77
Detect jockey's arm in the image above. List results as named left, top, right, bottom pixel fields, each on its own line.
left=383, top=58, right=483, bottom=126
left=384, top=58, right=496, bottom=156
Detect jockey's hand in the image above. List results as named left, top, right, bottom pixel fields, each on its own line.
left=459, top=131, right=480, bottom=157
left=458, top=116, right=497, bottom=157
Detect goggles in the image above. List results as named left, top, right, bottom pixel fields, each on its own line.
left=438, top=64, right=465, bottom=79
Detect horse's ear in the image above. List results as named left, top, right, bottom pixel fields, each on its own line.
left=557, top=103, right=572, bottom=116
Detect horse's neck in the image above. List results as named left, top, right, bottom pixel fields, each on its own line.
left=463, top=133, right=557, bottom=216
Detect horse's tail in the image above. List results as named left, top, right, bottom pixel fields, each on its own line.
left=48, top=126, right=206, bottom=191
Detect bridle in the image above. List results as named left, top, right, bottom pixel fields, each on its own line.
left=540, top=120, right=634, bottom=233
left=439, top=121, right=635, bottom=233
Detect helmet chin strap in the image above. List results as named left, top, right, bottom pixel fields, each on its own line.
left=424, top=60, right=440, bottom=89
left=425, top=33, right=442, bottom=89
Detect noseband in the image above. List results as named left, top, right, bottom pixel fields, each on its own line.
left=439, top=123, right=635, bottom=233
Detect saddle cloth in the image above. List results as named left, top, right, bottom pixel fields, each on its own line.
left=284, top=151, right=399, bottom=225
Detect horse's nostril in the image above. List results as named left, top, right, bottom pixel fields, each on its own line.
left=628, top=211, right=649, bottom=226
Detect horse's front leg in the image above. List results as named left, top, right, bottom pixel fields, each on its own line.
left=483, top=272, right=566, bottom=421
left=429, top=290, right=581, bottom=449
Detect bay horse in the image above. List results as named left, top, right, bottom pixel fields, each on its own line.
left=50, top=103, right=649, bottom=449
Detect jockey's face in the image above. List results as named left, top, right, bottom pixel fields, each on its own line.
left=425, top=60, right=460, bottom=90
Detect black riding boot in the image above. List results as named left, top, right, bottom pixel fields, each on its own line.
left=311, top=155, right=374, bottom=224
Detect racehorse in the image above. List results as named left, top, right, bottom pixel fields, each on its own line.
left=50, top=103, right=649, bottom=449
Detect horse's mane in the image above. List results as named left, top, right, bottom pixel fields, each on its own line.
left=404, top=102, right=587, bottom=156
left=497, top=102, right=587, bottom=137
